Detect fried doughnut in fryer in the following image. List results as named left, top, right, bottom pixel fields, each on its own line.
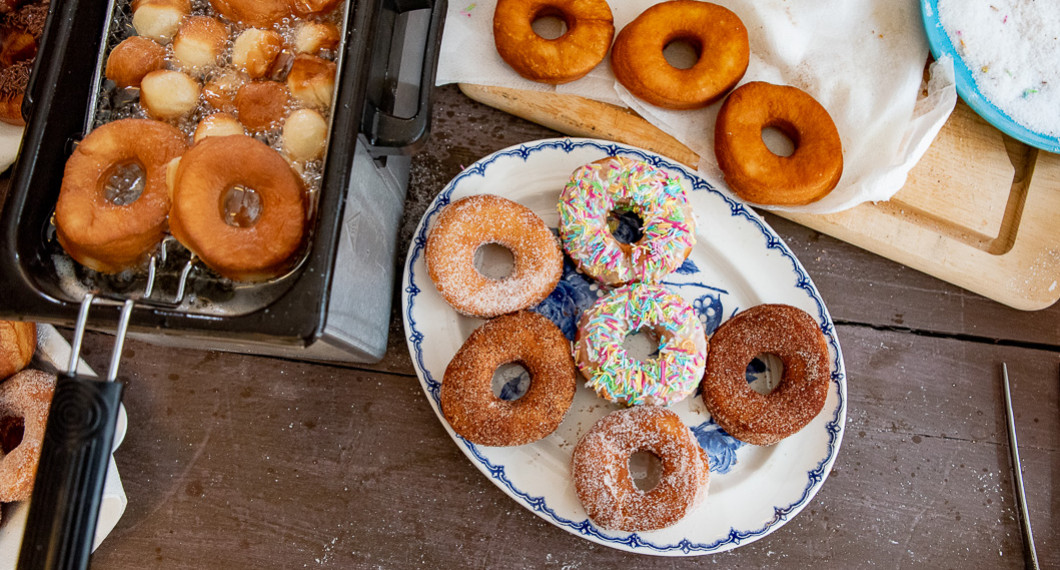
left=282, top=108, right=327, bottom=162
left=234, top=80, right=289, bottom=132
left=0, top=369, right=56, bottom=502
left=293, top=20, right=340, bottom=54
left=493, top=0, right=614, bottom=84
left=700, top=303, right=830, bottom=445
left=0, top=320, right=34, bottom=379
left=140, top=69, right=201, bottom=120
left=172, top=15, right=228, bottom=72
left=193, top=111, right=245, bottom=142
left=286, top=54, right=335, bottom=109
left=440, top=311, right=576, bottom=447
left=232, top=28, right=284, bottom=79
left=209, top=0, right=292, bottom=27
left=131, top=0, right=191, bottom=43
left=105, top=36, right=166, bottom=88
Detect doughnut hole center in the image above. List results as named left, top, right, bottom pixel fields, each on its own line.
left=629, top=450, right=664, bottom=492
left=622, top=326, right=661, bottom=362
left=492, top=362, right=531, bottom=401
left=473, top=243, right=515, bottom=280
left=103, top=161, right=146, bottom=206
left=530, top=8, right=568, bottom=40
left=221, top=185, right=263, bottom=228
left=746, top=353, right=784, bottom=395
left=762, top=122, right=799, bottom=158
left=0, top=415, right=24, bottom=453
left=608, top=208, right=644, bottom=245
left=663, top=36, right=702, bottom=70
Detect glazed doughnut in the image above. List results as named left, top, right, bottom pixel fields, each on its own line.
left=172, top=16, right=228, bottom=72
left=286, top=54, right=336, bottom=109
left=611, top=1, right=749, bottom=109
left=0, top=369, right=56, bottom=502
left=193, top=111, right=245, bottom=142
left=234, top=80, right=289, bottom=132
left=140, top=69, right=201, bottom=120
left=0, top=320, right=34, bottom=379
left=700, top=304, right=830, bottom=445
left=714, top=81, right=844, bottom=206
left=0, top=58, right=29, bottom=125
left=574, top=283, right=706, bottom=406
left=571, top=406, right=709, bottom=532
left=55, top=118, right=188, bottom=273
left=105, top=36, right=166, bottom=89
left=209, top=0, right=293, bottom=27
left=558, top=156, right=695, bottom=285
left=293, top=21, right=340, bottom=55
left=425, top=194, right=563, bottom=318
left=131, top=0, right=191, bottom=43
left=282, top=108, right=327, bottom=162
left=493, top=0, right=614, bottom=84
left=440, top=311, right=576, bottom=447
left=169, top=135, right=306, bottom=282
left=232, top=28, right=284, bottom=79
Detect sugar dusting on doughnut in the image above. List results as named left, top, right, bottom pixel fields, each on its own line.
left=0, top=369, right=56, bottom=502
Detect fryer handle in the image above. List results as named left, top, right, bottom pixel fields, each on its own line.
left=362, top=0, right=447, bottom=154
left=17, top=375, right=123, bottom=570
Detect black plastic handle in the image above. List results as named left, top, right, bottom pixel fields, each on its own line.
left=22, top=0, right=78, bottom=123
left=17, top=375, right=123, bottom=570
left=362, top=0, right=447, bottom=154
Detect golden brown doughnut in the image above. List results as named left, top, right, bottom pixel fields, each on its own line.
left=611, top=0, right=749, bottom=109
left=714, top=81, right=844, bottom=206
left=286, top=54, right=335, bottom=109
left=0, top=369, right=56, bottom=502
left=131, top=0, right=191, bottom=43
left=493, top=0, right=614, bottom=84
left=425, top=194, right=563, bottom=318
left=169, top=135, right=306, bottom=282
left=209, top=0, right=293, bottom=27
left=202, top=69, right=241, bottom=112
left=139, top=69, right=201, bottom=120
left=172, top=15, right=228, bottom=72
left=293, top=20, right=340, bottom=55
left=440, top=311, right=576, bottom=447
left=571, top=406, right=709, bottom=531
left=234, top=80, right=289, bottom=132
left=700, top=303, right=830, bottom=446
left=105, top=36, right=166, bottom=89
left=0, top=320, right=34, bottom=379
left=290, top=0, right=342, bottom=18
left=55, top=118, right=188, bottom=273
left=193, top=111, right=245, bottom=142
left=232, top=28, right=284, bottom=79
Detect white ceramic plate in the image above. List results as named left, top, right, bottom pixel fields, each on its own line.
left=0, top=324, right=128, bottom=567
left=402, top=139, right=846, bottom=556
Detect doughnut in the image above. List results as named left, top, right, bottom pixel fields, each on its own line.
left=169, top=135, right=306, bottom=282
left=193, top=111, right=246, bottom=142
left=611, top=0, right=749, bottom=109
left=571, top=406, right=709, bottom=531
left=282, top=108, right=327, bottom=161
left=209, top=0, right=293, bottom=27
left=558, top=156, right=695, bottom=285
left=0, top=320, right=34, bottom=379
left=0, top=369, right=56, bottom=503
left=492, top=0, right=614, bottom=84
left=105, top=36, right=166, bottom=89
left=232, top=28, right=285, bottom=80
left=425, top=194, right=563, bottom=318
left=440, top=311, right=576, bottom=447
left=714, top=81, right=844, bottom=206
left=700, top=304, right=830, bottom=445
left=574, top=283, right=706, bottom=407
left=139, top=69, right=201, bottom=120
left=291, top=0, right=342, bottom=18
left=172, top=15, right=228, bottom=72
left=202, top=69, right=241, bottom=112
left=131, top=0, right=191, bottom=43
left=55, top=118, right=188, bottom=273
left=234, top=80, right=289, bottom=133
left=294, top=21, right=340, bottom=55
left=0, top=58, right=29, bottom=125
left=286, top=54, right=336, bottom=109
left=0, top=0, right=48, bottom=67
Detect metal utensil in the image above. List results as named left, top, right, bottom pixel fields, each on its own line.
left=1002, top=363, right=1040, bottom=570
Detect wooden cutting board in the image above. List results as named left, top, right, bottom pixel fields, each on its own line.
left=459, top=83, right=1060, bottom=311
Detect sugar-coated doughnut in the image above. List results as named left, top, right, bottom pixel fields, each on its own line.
left=0, top=321, right=35, bottom=380
left=55, top=119, right=188, bottom=273
left=0, top=369, right=56, bottom=502
left=441, top=311, right=576, bottom=447
left=572, top=406, right=709, bottom=531
left=493, top=0, right=614, bottom=84
left=209, top=0, right=293, bottom=27
left=170, top=135, right=306, bottom=282
left=105, top=36, right=166, bottom=88
left=232, top=28, right=284, bottom=79
left=293, top=21, right=340, bottom=54
left=700, top=304, right=830, bottom=445
left=286, top=54, right=336, bottom=109
left=193, top=111, right=246, bottom=142
left=714, top=81, right=844, bottom=206
left=558, top=156, right=695, bottom=285
left=282, top=108, right=327, bottom=161
left=425, top=194, right=563, bottom=318
left=234, top=80, right=290, bottom=132
left=131, top=0, right=191, bottom=43
left=574, top=283, right=707, bottom=406
left=140, top=69, right=201, bottom=120
left=611, top=0, right=748, bottom=109
left=172, top=15, right=228, bottom=72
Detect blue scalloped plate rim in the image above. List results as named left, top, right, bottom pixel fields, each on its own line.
left=401, top=138, right=847, bottom=556
left=921, top=0, right=1060, bottom=153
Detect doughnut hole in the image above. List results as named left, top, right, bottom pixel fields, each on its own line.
left=172, top=16, right=228, bottom=72
left=287, top=54, right=336, bottom=109
left=232, top=28, right=285, bottom=79
left=762, top=123, right=798, bottom=157
left=0, top=414, right=23, bottom=453
left=203, top=70, right=242, bottom=112
left=105, top=36, right=165, bottom=88
left=746, top=353, right=784, bottom=395
left=140, top=69, right=201, bottom=120
left=472, top=242, right=515, bottom=280
left=234, top=80, right=290, bottom=133
left=607, top=208, right=644, bottom=244
left=282, top=108, right=328, bottom=162
left=628, top=449, right=664, bottom=492
left=221, top=185, right=263, bottom=228
left=103, top=161, right=146, bottom=206
left=131, top=0, right=190, bottom=43
left=194, top=112, right=246, bottom=143
left=491, top=362, right=531, bottom=401
left=622, top=326, right=661, bottom=363
left=529, top=8, right=567, bottom=40
left=662, top=36, right=701, bottom=70
left=294, top=21, right=340, bottom=54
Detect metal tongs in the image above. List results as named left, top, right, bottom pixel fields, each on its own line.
left=18, top=253, right=194, bottom=570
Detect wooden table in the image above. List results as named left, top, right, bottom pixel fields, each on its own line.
left=17, top=85, right=1058, bottom=568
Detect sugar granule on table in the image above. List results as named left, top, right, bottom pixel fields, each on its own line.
left=937, top=0, right=1060, bottom=138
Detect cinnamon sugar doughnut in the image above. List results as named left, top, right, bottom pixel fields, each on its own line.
left=700, top=304, right=830, bottom=445
left=0, top=369, right=56, bottom=502
left=55, top=118, right=188, bottom=273
left=105, top=36, right=166, bottom=89
left=714, top=81, right=844, bottom=206
left=425, top=194, right=563, bottom=318
left=611, top=0, right=749, bottom=109
left=0, top=320, right=34, bottom=379
left=169, top=135, right=306, bottom=282
left=440, top=311, right=576, bottom=447
left=571, top=406, right=709, bottom=531
left=493, top=0, right=614, bottom=84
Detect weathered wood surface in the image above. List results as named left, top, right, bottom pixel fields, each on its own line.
left=5, top=85, right=1058, bottom=568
